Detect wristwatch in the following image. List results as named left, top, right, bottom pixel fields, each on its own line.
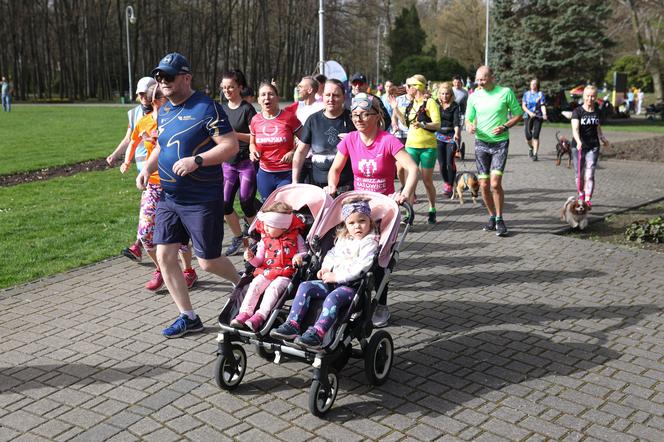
left=194, top=155, right=204, bottom=167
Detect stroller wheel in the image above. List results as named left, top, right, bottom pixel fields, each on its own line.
left=364, top=330, right=394, bottom=386
left=255, top=343, right=276, bottom=362
left=214, top=344, right=246, bottom=390
left=308, top=370, right=339, bottom=417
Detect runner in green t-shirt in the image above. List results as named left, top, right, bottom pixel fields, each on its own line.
left=466, top=66, right=522, bottom=236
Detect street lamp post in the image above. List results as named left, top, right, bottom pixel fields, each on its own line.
left=376, top=23, right=387, bottom=86
left=318, top=0, right=325, bottom=76
left=484, top=0, right=489, bottom=66
left=125, top=5, right=137, bottom=100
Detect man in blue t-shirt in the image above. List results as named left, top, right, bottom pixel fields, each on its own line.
left=137, top=52, right=240, bottom=338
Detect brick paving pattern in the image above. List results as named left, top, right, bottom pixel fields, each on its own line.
left=2, top=127, right=664, bottom=441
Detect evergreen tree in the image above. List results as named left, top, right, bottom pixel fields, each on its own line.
left=489, top=0, right=613, bottom=94
left=387, top=6, right=428, bottom=76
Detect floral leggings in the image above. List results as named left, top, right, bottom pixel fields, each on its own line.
left=286, top=281, right=356, bottom=338
left=138, top=183, right=188, bottom=253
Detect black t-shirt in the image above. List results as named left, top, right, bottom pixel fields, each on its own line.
left=222, top=100, right=257, bottom=163
left=571, top=106, right=600, bottom=149
left=436, top=101, right=460, bottom=136
left=300, top=109, right=356, bottom=185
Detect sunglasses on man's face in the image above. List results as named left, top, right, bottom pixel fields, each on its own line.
left=154, top=71, right=186, bottom=83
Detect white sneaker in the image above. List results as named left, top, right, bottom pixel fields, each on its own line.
left=372, top=305, right=390, bottom=328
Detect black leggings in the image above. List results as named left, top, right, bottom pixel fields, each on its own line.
left=524, top=116, right=543, bottom=140
left=437, top=140, right=457, bottom=186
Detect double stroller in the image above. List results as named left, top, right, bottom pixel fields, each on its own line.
left=213, top=184, right=414, bottom=416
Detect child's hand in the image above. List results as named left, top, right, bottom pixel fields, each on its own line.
left=244, top=249, right=254, bottom=261
left=317, top=268, right=330, bottom=279
left=120, top=163, right=130, bottom=174
left=292, top=255, right=303, bottom=267
left=321, top=271, right=337, bottom=284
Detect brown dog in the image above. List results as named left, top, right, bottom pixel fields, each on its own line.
left=555, top=131, right=572, bottom=168
left=452, top=172, right=480, bottom=204
left=560, top=196, right=590, bottom=230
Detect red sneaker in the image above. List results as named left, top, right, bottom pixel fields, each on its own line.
left=183, top=269, right=198, bottom=289
left=122, top=243, right=142, bottom=262
left=145, top=270, right=164, bottom=291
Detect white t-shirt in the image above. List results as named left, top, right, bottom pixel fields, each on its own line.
left=296, top=101, right=325, bottom=125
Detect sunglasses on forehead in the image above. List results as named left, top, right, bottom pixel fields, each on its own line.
left=350, top=93, right=374, bottom=112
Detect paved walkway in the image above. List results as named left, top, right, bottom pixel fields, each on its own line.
left=2, top=127, right=664, bottom=441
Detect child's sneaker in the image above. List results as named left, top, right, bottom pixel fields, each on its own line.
left=122, top=243, right=142, bottom=262
left=183, top=268, right=198, bottom=289
left=230, top=312, right=251, bottom=328
left=145, top=270, right=164, bottom=291
left=270, top=321, right=300, bottom=340
left=295, top=328, right=322, bottom=350
left=162, top=314, right=204, bottom=338
left=245, top=313, right=265, bottom=332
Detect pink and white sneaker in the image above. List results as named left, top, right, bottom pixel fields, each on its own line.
left=145, top=270, right=164, bottom=291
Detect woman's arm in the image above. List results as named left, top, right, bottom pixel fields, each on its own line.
left=571, top=118, right=582, bottom=149
left=395, top=149, right=418, bottom=201
left=325, top=152, right=349, bottom=195
left=249, top=134, right=260, bottom=162
left=597, top=123, right=609, bottom=147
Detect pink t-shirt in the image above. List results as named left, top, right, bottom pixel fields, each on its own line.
left=250, top=110, right=302, bottom=172
left=337, top=130, right=404, bottom=195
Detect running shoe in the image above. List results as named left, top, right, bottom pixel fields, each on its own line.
left=483, top=217, right=497, bottom=231
left=295, top=328, right=322, bottom=350
left=528, top=148, right=533, bottom=158
left=162, top=314, right=204, bottom=339
left=122, top=243, right=142, bottom=262
left=372, top=305, right=391, bottom=328
left=224, top=236, right=244, bottom=256
left=145, top=270, right=164, bottom=291
left=183, top=268, right=198, bottom=289
left=427, top=210, right=437, bottom=225
left=496, top=219, right=508, bottom=237
left=270, top=321, right=300, bottom=340
left=532, top=153, right=538, bottom=162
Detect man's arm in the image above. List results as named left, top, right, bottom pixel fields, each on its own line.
left=171, top=131, right=239, bottom=176
left=292, top=141, right=311, bottom=183
left=107, top=126, right=132, bottom=165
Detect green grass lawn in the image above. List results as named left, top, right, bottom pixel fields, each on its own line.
left=0, top=168, right=140, bottom=289
left=0, top=104, right=130, bottom=175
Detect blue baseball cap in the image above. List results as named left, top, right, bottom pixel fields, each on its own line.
left=151, top=52, right=191, bottom=77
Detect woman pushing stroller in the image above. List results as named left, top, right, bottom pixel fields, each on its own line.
left=271, top=197, right=379, bottom=349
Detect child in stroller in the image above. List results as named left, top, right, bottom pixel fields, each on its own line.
left=229, top=201, right=307, bottom=332
left=270, top=197, right=379, bottom=349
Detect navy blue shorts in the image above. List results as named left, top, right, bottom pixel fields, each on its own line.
left=257, top=168, right=291, bottom=200
left=154, top=197, right=224, bottom=259
left=475, top=139, right=509, bottom=179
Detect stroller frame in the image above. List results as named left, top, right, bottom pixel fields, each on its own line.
left=213, top=191, right=414, bottom=417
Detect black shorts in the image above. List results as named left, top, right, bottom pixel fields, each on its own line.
left=154, top=197, right=224, bottom=259
left=475, top=139, right=509, bottom=179
left=524, top=116, right=543, bottom=140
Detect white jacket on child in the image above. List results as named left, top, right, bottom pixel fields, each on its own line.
left=321, top=234, right=379, bottom=283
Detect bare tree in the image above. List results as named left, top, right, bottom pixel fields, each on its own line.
left=619, top=0, right=664, bottom=101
